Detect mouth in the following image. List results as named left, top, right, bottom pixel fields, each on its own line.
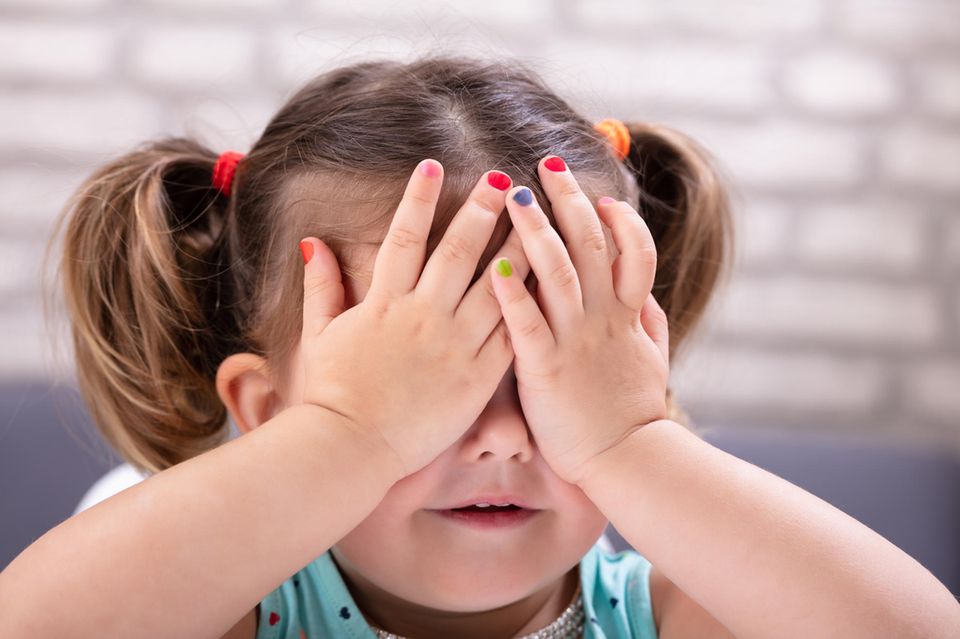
left=428, top=504, right=542, bottom=529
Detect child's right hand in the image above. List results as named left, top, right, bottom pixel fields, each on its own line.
left=297, top=160, right=529, bottom=478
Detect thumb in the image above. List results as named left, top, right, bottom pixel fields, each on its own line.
left=639, top=292, right=670, bottom=365
left=300, top=237, right=345, bottom=340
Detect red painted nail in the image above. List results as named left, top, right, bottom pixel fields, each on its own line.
left=299, top=240, right=315, bottom=264
left=487, top=170, right=511, bottom=191
left=544, top=156, right=566, bottom=172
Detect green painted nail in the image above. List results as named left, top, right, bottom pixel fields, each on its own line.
left=495, top=257, right=513, bottom=277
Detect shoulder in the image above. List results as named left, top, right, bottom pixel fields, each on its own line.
left=649, top=565, right=737, bottom=639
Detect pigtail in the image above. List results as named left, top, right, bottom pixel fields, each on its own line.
left=46, top=138, right=244, bottom=474
left=620, top=122, right=736, bottom=428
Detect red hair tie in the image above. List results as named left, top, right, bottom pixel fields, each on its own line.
left=212, top=150, right=244, bottom=195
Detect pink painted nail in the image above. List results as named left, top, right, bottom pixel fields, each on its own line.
left=419, top=159, right=441, bottom=177
left=598, top=196, right=616, bottom=205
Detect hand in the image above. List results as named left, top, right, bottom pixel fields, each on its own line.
left=488, top=156, right=670, bottom=486
left=298, top=160, right=531, bottom=478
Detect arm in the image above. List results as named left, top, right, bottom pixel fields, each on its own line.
left=0, top=403, right=403, bottom=638
left=579, top=419, right=960, bottom=639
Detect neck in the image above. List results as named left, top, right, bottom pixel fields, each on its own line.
left=331, top=552, right=580, bottom=639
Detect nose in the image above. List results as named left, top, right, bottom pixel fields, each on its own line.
left=457, top=368, right=535, bottom=464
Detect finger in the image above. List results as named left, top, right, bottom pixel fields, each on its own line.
left=504, top=185, right=583, bottom=335
left=300, top=237, right=345, bottom=341
left=456, top=226, right=533, bottom=353
left=639, top=292, right=670, bottom=365
left=595, top=197, right=658, bottom=312
left=488, top=256, right=556, bottom=365
left=368, top=159, right=443, bottom=300
left=416, top=170, right=511, bottom=311
left=537, top=155, right=615, bottom=310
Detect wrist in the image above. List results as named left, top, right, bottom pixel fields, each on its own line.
left=291, top=403, right=408, bottom=485
left=576, top=419, right=686, bottom=490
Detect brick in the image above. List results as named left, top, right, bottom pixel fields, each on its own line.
left=671, top=344, right=887, bottom=411
left=734, top=199, right=793, bottom=266
left=674, top=118, right=867, bottom=189
left=0, top=22, right=115, bottom=82
left=168, top=96, right=277, bottom=154
left=131, top=27, right=256, bottom=89
left=837, top=0, right=960, bottom=48
left=268, top=28, right=416, bottom=89
left=782, top=49, right=900, bottom=116
left=0, top=305, right=58, bottom=381
left=904, top=360, right=960, bottom=422
left=879, top=124, right=960, bottom=193
left=302, top=0, right=555, bottom=28
left=545, top=40, right=773, bottom=112
left=0, top=238, right=39, bottom=298
left=568, top=0, right=823, bottom=36
left=914, top=59, right=960, bottom=119
left=0, top=168, right=92, bottom=231
left=792, top=200, right=925, bottom=274
left=714, top=275, right=940, bottom=346
left=0, top=91, right=163, bottom=154
left=0, top=0, right=107, bottom=7
left=146, top=0, right=278, bottom=8
left=947, top=217, right=960, bottom=269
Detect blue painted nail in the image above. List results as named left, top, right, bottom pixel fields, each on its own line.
left=512, top=187, right=533, bottom=206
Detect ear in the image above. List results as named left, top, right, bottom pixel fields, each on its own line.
left=215, top=352, right=283, bottom=435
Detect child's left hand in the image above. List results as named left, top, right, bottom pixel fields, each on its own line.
left=489, top=156, right=671, bottom=486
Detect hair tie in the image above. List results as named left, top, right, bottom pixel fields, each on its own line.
left=594, top=118, right=631, bottom=162
left=212, top=150, right=244, bottom=195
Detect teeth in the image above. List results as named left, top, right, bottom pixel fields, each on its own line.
left=472, top=502, right=514, bottom=508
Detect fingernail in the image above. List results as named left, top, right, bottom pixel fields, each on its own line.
left=512, top=187, right=533, bottom=206
left=598, top=196, right=616, bottom=205
left=495, top=257, right=513, bottom=277
left=544, top=156, right=566, bottom=172
left=299, top=240, right=315, bottom=264
left=487, top=170, right=511, bottom=191
left=419, top=159, right=441, bottom=177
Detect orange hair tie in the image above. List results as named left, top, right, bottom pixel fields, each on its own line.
left=212, top=150, right=244, bottom=195
left=594, top=118, right=631, bottom=161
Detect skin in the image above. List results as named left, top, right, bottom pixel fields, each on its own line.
left=216, top=162, right=614, bottom=638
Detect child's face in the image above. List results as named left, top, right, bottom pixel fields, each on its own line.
left=283, top=244, right=609, bottom=613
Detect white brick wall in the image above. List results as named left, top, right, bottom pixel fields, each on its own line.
left=0, top=0, right=958, bottom=454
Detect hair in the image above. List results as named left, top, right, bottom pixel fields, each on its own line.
left=43, top=54, right=734, bottom=475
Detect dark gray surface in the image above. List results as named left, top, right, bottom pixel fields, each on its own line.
left=3, top=380, right=959, bottom=600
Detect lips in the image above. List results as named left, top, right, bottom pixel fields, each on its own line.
left=439, top=495, right=539, bottom=510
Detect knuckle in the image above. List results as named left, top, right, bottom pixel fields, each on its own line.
left=637, top=244, right=658, bottom=270
left=438, top=233, right=476, bottom=264
left=557, top=181, right=581, bottom=198
left=387, top=226, right=422, bottom=251
left=304, top=276, right=335, bottom=299
left=518, top=317, right=546, bottom=340
left=583, top=228, right=609, bottom=257
left=549, top=260, right=579, bottom=290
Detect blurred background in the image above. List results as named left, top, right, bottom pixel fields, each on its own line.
left=1, top=0, right=958, bottom=593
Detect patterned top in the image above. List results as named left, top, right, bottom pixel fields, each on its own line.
left=256, top=539, right=659, bottom=638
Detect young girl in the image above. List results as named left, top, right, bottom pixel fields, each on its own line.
left=3, top=55, right=957, bottom=638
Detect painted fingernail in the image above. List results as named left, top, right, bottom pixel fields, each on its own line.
left=495, top=257, right=513, bottom=277
left=598, top=196, right=616, bottom=205
left=299, top=240, right=315, bottom=264
left=418, top=159, right=441, bottom=177
left=544, top=156, right=566, bottom=172
left=487, top=170, right=511, bottom=191
left=512, top=187, right=533, bottom=206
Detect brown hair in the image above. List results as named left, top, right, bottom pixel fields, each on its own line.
left=43, top=54, right=734, bottom=475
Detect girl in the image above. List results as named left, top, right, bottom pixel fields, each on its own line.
left=3, top=55, right=958, bottom=638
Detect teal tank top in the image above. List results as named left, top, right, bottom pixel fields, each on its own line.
left=255, top=539, right=659, bottom=638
